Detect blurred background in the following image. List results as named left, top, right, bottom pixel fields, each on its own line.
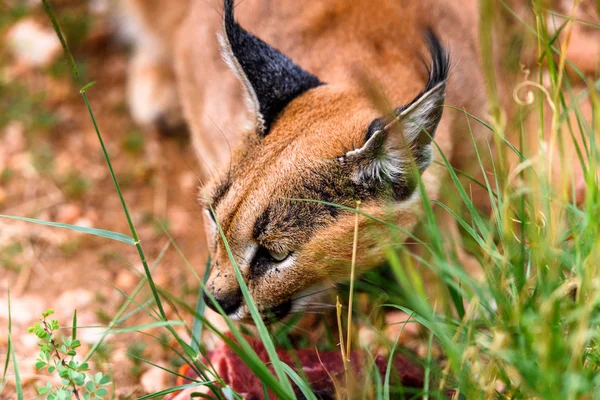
left=1, top=0, right=208, bottom=397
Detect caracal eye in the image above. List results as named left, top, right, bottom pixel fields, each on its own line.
left=268, top=249, right=290, bottom=262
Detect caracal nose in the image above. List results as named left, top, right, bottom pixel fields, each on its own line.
left=203, top=287, right=243, bottom=315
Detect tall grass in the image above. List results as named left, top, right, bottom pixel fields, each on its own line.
left=2, top=0, right=599, bottom=399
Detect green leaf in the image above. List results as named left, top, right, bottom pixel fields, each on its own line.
left=42, top=309, right=55, bottom=317
left=95, top=387, right=108, bottom=397
left=0, top=214, right=135, bottom=245
left=7, top=289, right=24, bottom=400
left=76, top=375, right=86, bottom=386
left=38, top=385, right=50, bottom=395
left=79, top=81, right=96, bottom=94
left=99, top=374, right=110, bottom=385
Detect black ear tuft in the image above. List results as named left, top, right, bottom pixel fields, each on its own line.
left=422, top=29, right=450, bottom=94
left=221, top=0, right=323, bottom=135
left=341, top=30, right=450, bottom=189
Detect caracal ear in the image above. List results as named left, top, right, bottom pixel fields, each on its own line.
left=219, top=0, right=323, bottom=135
left=342, top=31, right=449, bottom=187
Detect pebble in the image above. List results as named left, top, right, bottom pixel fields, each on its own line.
left=7, top=19, right=61, bottom=68
left=140, top=364, right=168, bottom=393
left=0, top=294, right=45, bottom=325
left=74, top=312, right=105, bottom=344
left=56, top=204, right=82, bottom=224
left=115, top=270, right=137, bottom=289
left=56, top=289, right=94, bottom=313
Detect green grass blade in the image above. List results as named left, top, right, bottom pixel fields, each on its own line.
left=191, top=258, right=212, bottom=353
left=384, top=312, right=414, bottom=400
left=128, top=354, right=208, bottom=384
left=41, top=0, right=193, bottom=364
left=423, top=331, right=434, bottom=400
left=137, top=382, right=216, bottom=399
left=212, top=206, right=295, bottom=398
left=7, top=289, right=23, bottom=400
left=281, top=364, right=317, bottom=400
left=106, top=320, right=185, bottom=334
left=71, top=309, right=77, bottom=341
left=0, top=214, right=135, bottom=245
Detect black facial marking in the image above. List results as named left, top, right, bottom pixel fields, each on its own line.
left=249, top=246, right=275, bottom=279
left=422, top=29, right=450, bottom=94
left=262, top=300, right=292, bottom=322
left=211, top=176, right=232, bottom=209
left=365, top=118, right=386, bottom=143
left=223, top=0, right=323, bottom=134
left=252, top=211, right=271, bottom=242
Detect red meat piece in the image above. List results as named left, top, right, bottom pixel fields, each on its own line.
left=166, top=333, right=426, bottom=399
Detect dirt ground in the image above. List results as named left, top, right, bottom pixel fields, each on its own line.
left=1, top=2, right=210, bottom=398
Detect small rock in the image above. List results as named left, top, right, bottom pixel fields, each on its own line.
left=56, top=289, right=94, bottom=313
left=76, top=317, right=106, bottom=344
left=21, top=332, right=40, bottom=352
left=0, top=294, right=45, bottom=325
left=115, top=270, right=137, bottom=289
left=140, top=364, right=168, bottom=393
left=56, top=204, right=82, bottom=224
left=7, top=19, right=61, bottom=68
left=74, top=217, right=93, bottom=229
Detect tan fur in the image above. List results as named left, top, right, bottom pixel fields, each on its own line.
left=124, top=0, right=490, bottom=321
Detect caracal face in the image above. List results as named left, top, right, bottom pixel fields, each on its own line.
left=200, top=0, right=450, bottom=323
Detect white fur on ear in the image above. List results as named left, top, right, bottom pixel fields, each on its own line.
left=342, top=81, right=446, bottom=186
left=394, top=81, right=446, bottom=146
left=344, top=129, right=408, bottom=184
left=219, top=0, right=322, bottom=135
left=218, top=32, right=265, bottom=132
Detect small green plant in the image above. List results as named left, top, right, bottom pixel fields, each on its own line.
left=28, top=309, right=111, bottom=400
